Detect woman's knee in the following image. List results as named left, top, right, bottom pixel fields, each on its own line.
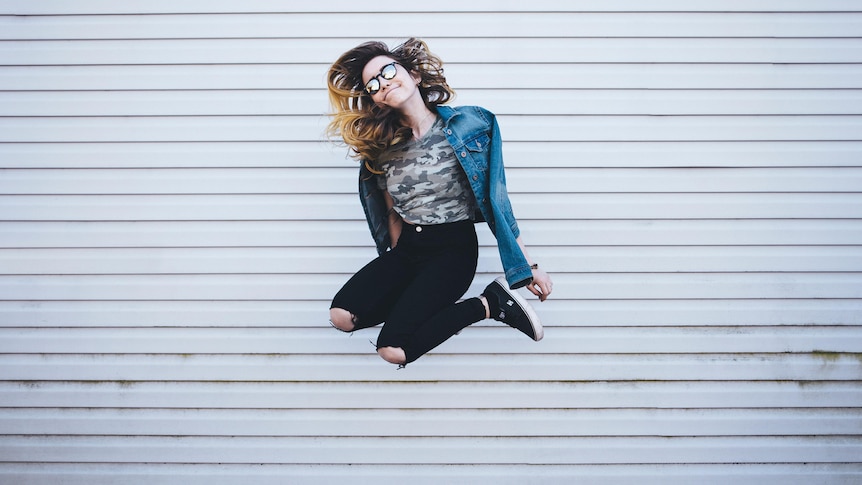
left=329, top=307, right=355, bottom=332
left=377, top=346, right=406, bottom=365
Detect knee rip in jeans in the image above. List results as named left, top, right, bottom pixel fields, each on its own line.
left=329, top=308, right=357, bottom=333
left=377, top=346, right=407, bottom=367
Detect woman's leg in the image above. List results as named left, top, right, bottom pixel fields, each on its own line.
left=329, top=248, right=413, bottom=332
left=395, top=297, right=487, bottom=364
left=376, top=226, right=481, bottom=364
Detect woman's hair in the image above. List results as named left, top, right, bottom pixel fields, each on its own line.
left=326, top=38, right=454, bottom=166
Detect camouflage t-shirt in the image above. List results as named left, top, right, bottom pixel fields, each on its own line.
left=376, top=117, right=477, bottom=225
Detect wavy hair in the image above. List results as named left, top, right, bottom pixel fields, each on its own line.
left=326, top=38, right=455, bottom=168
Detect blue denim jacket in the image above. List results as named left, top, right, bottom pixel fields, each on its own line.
left=359, top=105, right=533, bottom=289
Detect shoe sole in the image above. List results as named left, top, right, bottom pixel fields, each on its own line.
left=495, top=276, right=544, bottom=341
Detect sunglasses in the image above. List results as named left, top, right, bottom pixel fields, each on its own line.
left=364, top=62, right=399, bottom=95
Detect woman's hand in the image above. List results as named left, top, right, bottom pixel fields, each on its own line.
left=515, top=236, right=553, bottom=302
left=527, top=267, right=553, bottom=302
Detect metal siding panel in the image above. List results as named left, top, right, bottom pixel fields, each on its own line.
left=2, top=245, right=860, bottom=274
left=4, top=381, right=861, bottom=409
left=1, top=3, right=860, bottom=482
left=4, top=12, right=862, bottom=39
left=2, top=273, right=861, bottom=300
left=3, top=408, right=860, bottom=437
left=4, top=141, right=862, bottom=169
left=2, top=220, right=861, bottom=248
left=2, top=299, right=861, bottom=328
left=0, top=464, right=861, bottom=485
left=6, top=90, right=862, bottom=116
left=3, top=115, right=861, bottom=142
left=2, top=354, right=860, bottom=382
left=1, top=435, right=860, bottom=465
left=2, top=193, right=859, bottom=220
left=2, top=38, right=861, bottom=64
left=3, top=64, right=861, bottom=91
left=2, top=167, right=860, bottom=194
left=2, top=327, right=859, bottom=355
left=2, top=0, right=860, bottom=14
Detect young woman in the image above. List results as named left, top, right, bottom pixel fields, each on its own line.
left=326, top=38, right=553, bottom=367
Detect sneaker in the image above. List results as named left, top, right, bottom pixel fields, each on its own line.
left=483, top=276, right=543, bottom=341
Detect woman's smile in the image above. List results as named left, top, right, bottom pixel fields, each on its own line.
left=383, top=84, right=401, bottom=101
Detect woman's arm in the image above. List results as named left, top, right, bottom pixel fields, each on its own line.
left=383, top=191, right=403, bottom=248
left=516, top=236, right=553, bottom=302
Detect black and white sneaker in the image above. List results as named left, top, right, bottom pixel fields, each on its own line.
left=483, top=276, right=543, bottom=341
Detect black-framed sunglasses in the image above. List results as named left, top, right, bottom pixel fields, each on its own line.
left=364, top=62, right=399, bottom=95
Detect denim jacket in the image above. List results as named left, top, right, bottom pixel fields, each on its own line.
left=359, top=105, right=533, bottom=289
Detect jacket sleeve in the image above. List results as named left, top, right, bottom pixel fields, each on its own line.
left=485, top=110, right=534, bottom=289
left=359, top=162, right=391, bottom=255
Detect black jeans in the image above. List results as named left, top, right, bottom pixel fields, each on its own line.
left=330, top=220, right=486, bottom=364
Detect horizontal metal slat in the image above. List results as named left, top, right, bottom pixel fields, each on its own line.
left=0, top=141, right=348, bottom=169
left=3, top=167, right=861, bottom=195
left=2, top=193, right=859, bottom=220
left=3, top=245, right=861, bottom=275
left=5, top=90, right=862, bottom=117
left=504, top=141, right=862, bottom=168
left=3, top=64, right=859, bottom=91
left=2, top=299, right=860, bottom=328
left=1, top=435, right=859, bottom=465
left=2, top=38, right=860, bottom=65
left=1, top=353, right=859, bottom=382
left=2, top=273, right=861, bottom=300
left=2, top=381, right=859, bottom=409
left=3, top=219, right=861, bottom=248
left=0, top=89, right=331, bottom=117
left=461, top=90, right=862, bottom=116
left=2, top=0, right=859, bottom=14
left=3, top=13, right=860, bottom=40
left=446, top=63, right=862, bottom=90
left=2, top=408, right=859, bottom=437
left=4, top=141, right=862, bottom=169
left=52, top=166, right=862, bottom=193
left=1, top=463, right=860, bottom=485
left=1, top=326, right=858, bottom=355
left=2, top=115, right=859, bottom=143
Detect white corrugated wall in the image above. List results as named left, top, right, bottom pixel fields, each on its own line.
left=1, top=1, right=861, bottom=483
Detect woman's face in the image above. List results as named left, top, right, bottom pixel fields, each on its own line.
left=361, top=55, right=422, bottom=110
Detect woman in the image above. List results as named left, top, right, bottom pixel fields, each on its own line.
left=326, top=38, right=553, bottom=367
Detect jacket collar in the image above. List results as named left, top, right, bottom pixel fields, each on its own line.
left=436, top=105, right=460, bottom=126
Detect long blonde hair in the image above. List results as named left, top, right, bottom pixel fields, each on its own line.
left=326, top=38, right=454, bottom=168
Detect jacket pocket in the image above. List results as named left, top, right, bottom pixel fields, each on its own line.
left=459, top=133, right=491, bottom=171
left=464, top=133, right=490, bottom=153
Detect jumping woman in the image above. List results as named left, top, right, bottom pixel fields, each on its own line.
left=326, top=38, right=553, bottom=367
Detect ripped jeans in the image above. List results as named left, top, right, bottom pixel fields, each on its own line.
left=330, top=219, right=485, bottom=364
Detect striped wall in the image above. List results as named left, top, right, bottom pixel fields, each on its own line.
left=1, top=1, right=861, bottom=483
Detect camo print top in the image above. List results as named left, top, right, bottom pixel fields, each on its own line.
left=376, top=117, right=477, bottom=225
